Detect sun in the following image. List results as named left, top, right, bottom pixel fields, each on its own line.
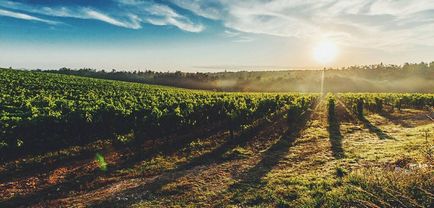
left=313, top=40, right=338, bottom=65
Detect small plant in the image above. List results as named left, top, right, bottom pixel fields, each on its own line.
left=95, top=153, right=108, bottom=171
left=0, top=140, right=7, bottom=149
left=16, top=138, right=24, bottom=148
left=115, top=132, right=135, bottom=144
left=335, top=166, right=347, bottom=178
left=420, top=128, right=433, bottom=162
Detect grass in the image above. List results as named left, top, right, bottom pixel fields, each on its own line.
left=0, top=101, right=433, bottom=207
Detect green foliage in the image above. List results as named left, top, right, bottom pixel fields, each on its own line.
left=338, top=93, right=434, bottom=117
left=95, top=153, right=107, bottom=171
left=0, top=68, right=317, bottom=156
left=356, top=99, right=364, bottom=118
left=335, top=166, right=347, bottom=178
left=287, top=97, right=314, bottom=124
left=326, top=93, right=335, bottom=119
left=375, top=97, right=383, bottom=113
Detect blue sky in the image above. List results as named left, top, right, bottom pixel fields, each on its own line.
left=1, top=0, right=434, bottom=71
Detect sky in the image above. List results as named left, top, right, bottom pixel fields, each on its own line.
left=1, top=0, right=434, bottom=72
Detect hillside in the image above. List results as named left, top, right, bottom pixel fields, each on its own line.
left=0, top=68, right=314, bottom=158
left=46, top=62, right=434, bottom=93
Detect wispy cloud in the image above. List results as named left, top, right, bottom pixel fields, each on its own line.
left=143, top=4, right=204, bottom=32
left=83, top=9, right=141, bottom=29
left=0, top=9, right=59, bottom=25
left=1, top=0, right=433, bottom=50
left=223, top=30, right=254, bottom=43
left=169, top=0, right=222, bottom=20
left=0, top=0, right=204, bottom=32
left=166, top=0, right=434, bottom=50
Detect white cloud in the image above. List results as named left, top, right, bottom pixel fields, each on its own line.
left=232, top=36, right=254, bottom=43
left=223, top=30, right=239, bottom=38
left=115, top=0, right=205, bottom=32
left=223, top=30, right=253, bottom=43
left=83, top=9, right=142, bottom=29
left=170, top=0, right=222, bottom=20
left=144, top=4, right=204, bottom=32
left=166, top=0, right=434, bottom=50
left=0, top=9, right=59, bottom=25
left=0, top=0, right=204, bottom=32
left=1, top=0, right=433, bottom=49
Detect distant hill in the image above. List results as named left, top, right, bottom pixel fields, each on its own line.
left=44, top=62, right=434, bottom=93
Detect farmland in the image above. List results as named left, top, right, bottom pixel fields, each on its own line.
left=0, top=68, right=433, bottom=207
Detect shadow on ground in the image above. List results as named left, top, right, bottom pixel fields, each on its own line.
left=225, top=106, right=314, bottom=206
left=359, top=116, right=395, bottom=140
left=328, top=107, right=344, bottom=159
left=90, top=112, right=285, bottom=207
left=0, top=121, right=231, bottom=207
left=379, top=111, right=414, bottom=128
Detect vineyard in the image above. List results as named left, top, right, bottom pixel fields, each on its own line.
left=0, top=68, right=316, bottom=158
left=337, top=93, right=434, bottom=118
left=0, top=68, right=433, bottom=207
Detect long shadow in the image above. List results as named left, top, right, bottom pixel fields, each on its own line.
left=227, top=108, right=314, bottom=205
left=0, top=121, right=231, bottom=207
left=359, top=116, right=395, bottom=140
left=0, top=121, right=223, bottom=180
left=0, top=143, right=104, bottom=182
left=0, top=112, right=283, bottom=207
left=335, top=99, right=395, bottom=141
left=328, top=106, right=344, bottom=159
left=378, top=111, right=413, bottom=128
left=92, top=112, right=285, bottom=207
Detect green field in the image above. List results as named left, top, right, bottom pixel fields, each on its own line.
left=0, top=68, right=433, bottom=207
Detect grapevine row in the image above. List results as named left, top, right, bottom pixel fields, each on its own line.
left=337, top=93, right=434, bottom=117
left=0, top=69, right=316, bottom=157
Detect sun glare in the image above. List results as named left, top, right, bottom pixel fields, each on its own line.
left=314, top=40, right=338, bottom=65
